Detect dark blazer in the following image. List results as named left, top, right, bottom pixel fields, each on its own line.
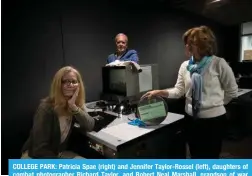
left=21, top=98, right=95, bottom=158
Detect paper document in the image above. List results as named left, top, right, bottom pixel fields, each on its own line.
left=139, top=66, right=152, bottom=92
left=138, top=101, right=167, bottom=121
left=101, top=123, right=153, bottom=141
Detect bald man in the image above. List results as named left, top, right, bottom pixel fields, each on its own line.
left=107, top=33, right=139, bottom=64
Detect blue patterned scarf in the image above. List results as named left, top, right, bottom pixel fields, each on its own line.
left=187, top=55, right=212, bottom=118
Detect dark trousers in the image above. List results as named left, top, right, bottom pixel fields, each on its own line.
left=184, top=113, right=226, bottom=159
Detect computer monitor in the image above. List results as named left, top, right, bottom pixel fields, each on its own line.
left=102, top=64, right=159, bottom=98
left=138, top=64, right=159, bottom=94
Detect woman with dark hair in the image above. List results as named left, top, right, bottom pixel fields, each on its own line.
left=142, top=26, right=238, bottom=158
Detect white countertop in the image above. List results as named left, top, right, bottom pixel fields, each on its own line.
left=238, top=88, right=252, bottom=97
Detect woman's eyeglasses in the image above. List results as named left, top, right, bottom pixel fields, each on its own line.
left=61, top=79, right=79, bottom=85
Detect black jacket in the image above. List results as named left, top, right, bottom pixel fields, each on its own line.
left=21, top=99, right=95, bottom=158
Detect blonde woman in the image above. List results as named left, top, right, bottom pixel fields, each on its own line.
left=21, top=66, right=95, bottom=158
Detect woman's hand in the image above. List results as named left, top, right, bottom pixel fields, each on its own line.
left=141, top=90, right=169, bottom=99
left=68, top=87, right=79, bottom=112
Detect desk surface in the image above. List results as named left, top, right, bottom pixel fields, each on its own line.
left=85, top=101, right=184, bottom=151
left=238, top=88, right=252, bottom=97
left=84, top=89, right=252, bottom=151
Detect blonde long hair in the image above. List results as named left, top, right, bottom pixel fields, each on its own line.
left=48, top=66, right=85, bottom=115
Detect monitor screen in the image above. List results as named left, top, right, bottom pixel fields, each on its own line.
left=102, top=66, right=127, bottom=96
left=109, top=69, right=126, bottom=94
